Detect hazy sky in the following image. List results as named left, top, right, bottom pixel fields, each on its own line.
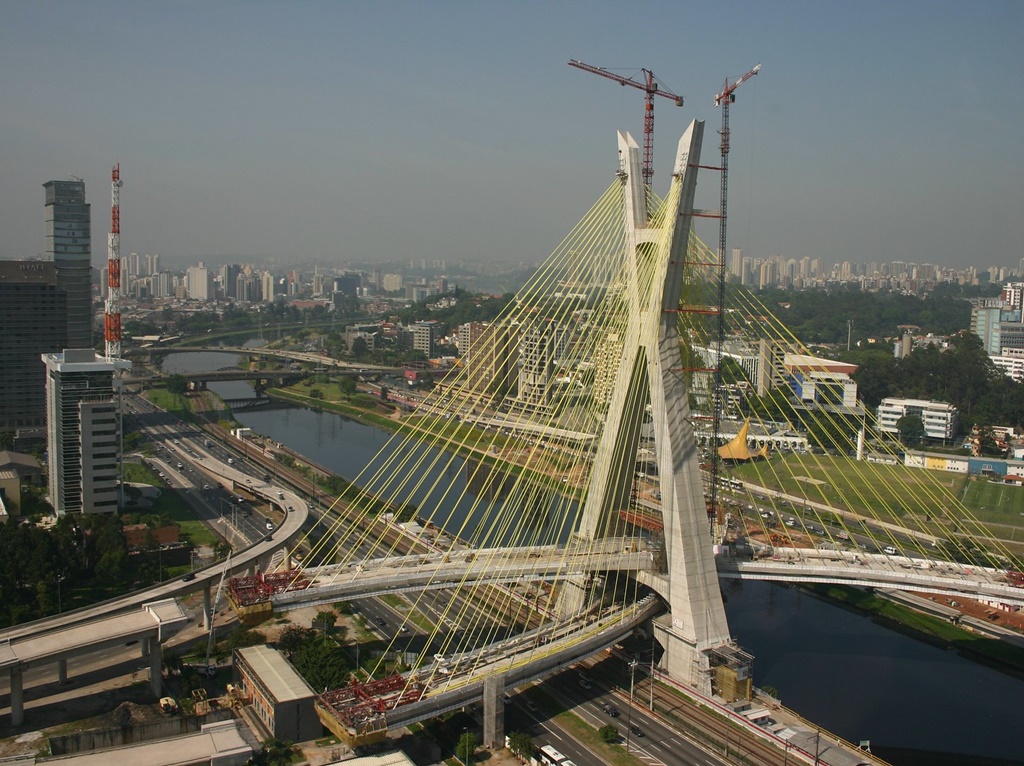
left=2, top=1, right=1021, bottom=271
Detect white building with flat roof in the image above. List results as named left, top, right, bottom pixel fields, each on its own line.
left=876, top=397, right=959, bottom=441
left=43, top=349, right=130, bottom=514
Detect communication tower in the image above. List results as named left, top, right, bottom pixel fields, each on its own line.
left=105, top=164, right=123, bottom=361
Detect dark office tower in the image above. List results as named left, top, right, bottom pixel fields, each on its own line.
left=0, top=261, right=68, bottom=434
left=44, top=179, right=92, bottom=349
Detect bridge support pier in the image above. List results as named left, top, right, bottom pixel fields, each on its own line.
left=554, top=574, right=590, bottom=618
left=149, top=641, right=162, bottom=698
left=57, top=658, right=68, bottom=685
left=482, top=674, right=505, bottom=750
left=9, top=666, right=23, bottom=727
left=203, top=584, right=212, bottom=631
left=653, top=617, right=711, bottom=696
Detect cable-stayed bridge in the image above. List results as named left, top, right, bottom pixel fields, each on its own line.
left=3, top=121, right=1017, bottom=751
left=222, top=120, right=1023, bottom=748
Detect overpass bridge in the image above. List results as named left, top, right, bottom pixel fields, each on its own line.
left=0, top=426, right=310, bottom=727
left=125, top=343, right=400, bottom=376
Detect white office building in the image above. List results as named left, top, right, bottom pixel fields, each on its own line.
left=876, top=397, right=959, bottom=442
left=43, top=349, right=131, bottom=514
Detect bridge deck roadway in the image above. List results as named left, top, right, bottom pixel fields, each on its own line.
left=0, top=600, right=187, bottom=673
left=720, top=549, right=1024, bottom=606
left=321, top=596, right=663, bottom=736
left=272, top=539, right=655, bottom=610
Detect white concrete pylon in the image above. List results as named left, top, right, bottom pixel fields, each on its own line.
left=576, top=121, right=732, bottom=692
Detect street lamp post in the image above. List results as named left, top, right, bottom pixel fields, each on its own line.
left=625, top=659, right=637, bottom=753
left=56, top=574, right=65, bottom=614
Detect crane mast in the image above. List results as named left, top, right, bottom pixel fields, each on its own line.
left=568, top=59, right=683, bottom=190
left=708, top=64, right=760, bottom=524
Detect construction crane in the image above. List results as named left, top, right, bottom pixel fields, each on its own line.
left=708, top=64, right=760, bottom=523
left=203, top=553, right=231, bottom=676
left=568, top=59, right=683, bottom=189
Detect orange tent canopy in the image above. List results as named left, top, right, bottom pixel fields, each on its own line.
left=718, top=419, right=769, bottom=461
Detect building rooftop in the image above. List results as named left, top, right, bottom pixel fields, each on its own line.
left=236, top=645, right=316, bottom=702
left=0, top=450, right=42, bottom=477
left=43, top=720, right=251, bottom=766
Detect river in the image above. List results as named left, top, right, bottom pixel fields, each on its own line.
left=164, top=351, right=1024, bottom=764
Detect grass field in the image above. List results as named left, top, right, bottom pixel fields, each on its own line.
left=960, top=478, right=1024, bottom=526
left=123, top=461, right=219, bottom=547
left=729, top=452, right=1024, bottom=536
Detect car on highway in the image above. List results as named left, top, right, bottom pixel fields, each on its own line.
left=265, top=521, right=274, bottom=530
left=181, top=573, right=196, bottom=582
left=629, top=724, right=644, bottom=737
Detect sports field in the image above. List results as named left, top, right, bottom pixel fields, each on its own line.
left=728, top=453, right=1024, bottom=534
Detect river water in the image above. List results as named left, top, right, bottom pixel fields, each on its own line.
left=165, top=351, right=1024, bottom=763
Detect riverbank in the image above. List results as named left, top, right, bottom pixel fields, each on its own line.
left=803, top=583, right=1024, bottom=677
left=266, top=381, right=1024, bottom=678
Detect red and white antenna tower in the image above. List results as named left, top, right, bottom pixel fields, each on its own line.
left=104, top=164, right=123, bottom=361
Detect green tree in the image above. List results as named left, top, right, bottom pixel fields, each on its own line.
left=338, top=377, right=357, bottom=396
left=598, top=724, right=619, bottom=743
left=350, top=336, right=369, bottom=358
left=312, top=610, right=337, bottom=632
left=456, top=731, right=478, bottom=765
left=251, top=737, right=295, bottom=766
left=505, top=731, right=534, bottom=760
left=166, top=374, right=189, bottom=396
left=896, top=414, right=925, bottom=446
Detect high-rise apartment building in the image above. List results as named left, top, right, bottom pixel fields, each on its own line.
left=518, top=322, right=568, bottom=406
left=729, top=248, right=744, bottom=280
left=186, top=263, right=213, bottom=301
left=413, top=321, right=439, bottom=358
left=43, top=179, right=92, bottom=348
left=43, top=349, right=130, bottom=515
left=458, top=322, right=518, bottom=397
left=0, top=261, right=68, bottom=435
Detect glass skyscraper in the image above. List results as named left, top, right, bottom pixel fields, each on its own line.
left=43, top=179, right=92, bottom=349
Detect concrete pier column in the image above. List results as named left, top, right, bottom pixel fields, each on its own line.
left=482, top=673, right=505, bottom=750
left=10, top=666, right=24, bottom=727
left=203, top=584, right=212, bottom=631
left=57, top=658, right=68, bottom=685
left=149, top=641, right=162, bottom=697
left=141, top=637, right=151, bottom=659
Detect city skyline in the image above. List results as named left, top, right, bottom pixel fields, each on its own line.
left=2, top=2, right=1022, bottom=270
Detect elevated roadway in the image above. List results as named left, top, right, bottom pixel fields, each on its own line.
left=268, top=539, right=655, bottom=611
left=315, top=595, right=663, bottom=740
left=0, top=405, right=310, bottom=727
left=718, top=548, right=1024, bottom=607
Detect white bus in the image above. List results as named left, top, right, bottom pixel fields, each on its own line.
left=538, top=744, right=569, bottom=765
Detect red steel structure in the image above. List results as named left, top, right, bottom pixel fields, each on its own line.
left=104, top=164, right=122, bottom=360
left=568, top=60, right=683, bottom=190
